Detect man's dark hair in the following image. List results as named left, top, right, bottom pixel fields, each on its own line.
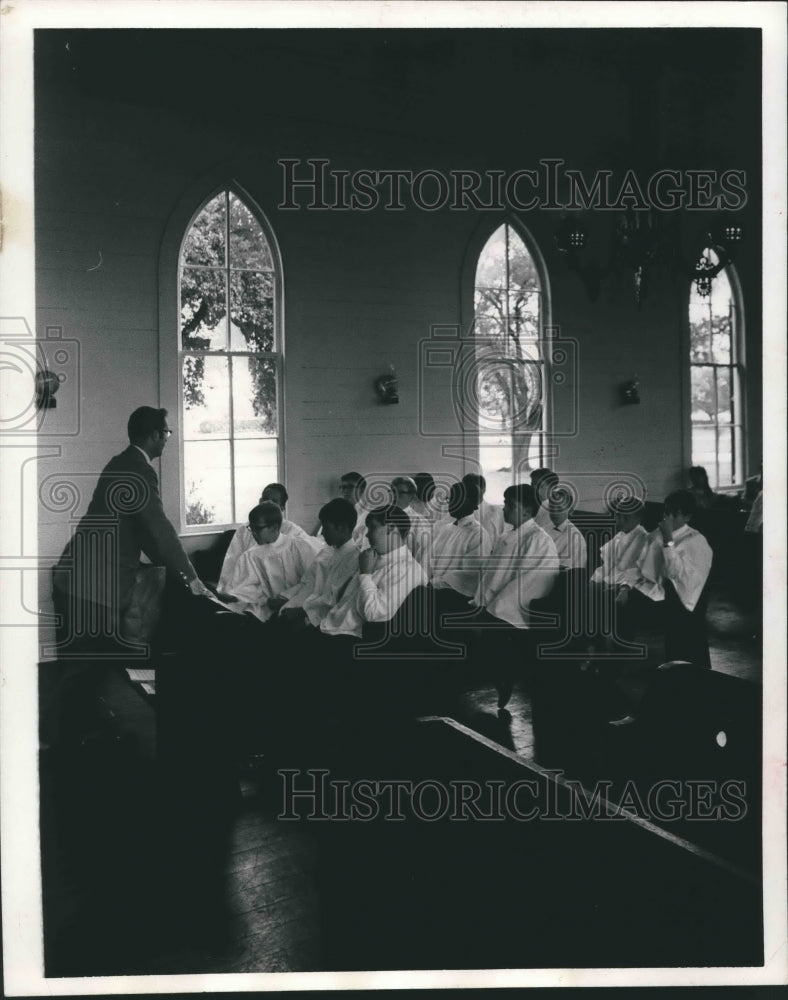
left=248, top=500, right=283, bottom=528
left=262, top=482, right=289, bottom=505
left=664, top=489, right=697, bottom=518
left=319, top=498, right=358, bottom=531
left=127, top=406, right=167, bottom=444
left=366, top=504, right=411, bottom=539
left=341, top=471, right=367, bottom=493
left=503, top=483, right=537, bottom=516
left=462, top=472, right=487, bottom=493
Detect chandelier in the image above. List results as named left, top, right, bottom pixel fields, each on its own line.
left=554, top=211, right=744, bottom=306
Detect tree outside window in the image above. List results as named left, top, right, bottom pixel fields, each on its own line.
left=179, top=191, right=280, bottom=528
left=689, top=249, right=744, bottom=489
left=474, top=224, right=544, bottom=504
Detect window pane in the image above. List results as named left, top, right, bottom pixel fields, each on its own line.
left=475, top=225, right=507, bottom=289
left=690, top=366, right=715, bottom=421
left=182, top=355, right=230, bottom=438
left=229, top=272, right=275, bottom=352
left=181, top=267, right=227, bottom=350
left=710, top=314, right=732, bottom=364
left=183, top=440, right=232, bottom=525
left=229, top=194, right=273, bottom=270
left=691, top=424, right=717, bottom=475
left=182, top=193, right=226, bottom=267
left=715, top=367, right=732, bottom=423
left=232, top=356, right=278, bottom=437
left=475, top=287, right=506, bottom=324
left=233, top=439, right=279, bottom=523
left=508, top=289, right=540, bottom=341
left=508, top=232, right=539, bottom=291
left=689, top=308, right=711, bottom=362
left=716, top=426, right=734, bottom=487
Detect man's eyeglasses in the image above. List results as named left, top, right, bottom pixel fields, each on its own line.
left=248, top=523, right=268, bottom=533
left=160, top=428, right=173, bottom=438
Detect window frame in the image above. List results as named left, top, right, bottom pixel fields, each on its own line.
left=686, top=249, right=746, bottom=492
left=159, top=180, right=285, bottom=536
left=465, top=219, right=551, bottom=496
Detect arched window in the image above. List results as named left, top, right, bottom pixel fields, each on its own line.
left=473, top=223, right=545, bottom=503
left=689, top=250, right=744, bottom=489
left=178, top=190, right=281, bottom=528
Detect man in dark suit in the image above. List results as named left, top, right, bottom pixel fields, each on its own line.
left=47, top=406, right=210, bottom=743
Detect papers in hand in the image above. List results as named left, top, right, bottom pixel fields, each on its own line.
left=126, top=668, right=155, bottom=682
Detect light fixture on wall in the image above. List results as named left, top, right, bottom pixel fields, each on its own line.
left=35, top=369, right=61, bottom=409
left=374, top=365, right=399, bottom=404
left=554, top=211, right=744, bottom=307
left=619, top=376, right=640, bottom=406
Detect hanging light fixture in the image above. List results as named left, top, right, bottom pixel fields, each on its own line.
left=555, top=211, right=744, bottom=306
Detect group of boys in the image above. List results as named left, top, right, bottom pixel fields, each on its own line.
left=48, top=407, right=713, bottom=749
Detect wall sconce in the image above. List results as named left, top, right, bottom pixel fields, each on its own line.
left=619, top=377, right=640, bottom=406
left=374, top=366, right=399, bottom=405
left=35, top=369, right=61, bottom=409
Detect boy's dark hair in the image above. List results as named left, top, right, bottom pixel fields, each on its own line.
left=609, top=495, right=645, bottom=520
left=413, top=472, right=436, bottom=503
left=127, top=406, right=167, bottom=443
left=462, top=472, right=487, bottom=493
left=341, top=471, right=367, bottom=493
left=449, top=481, right=479, bottom=515
left=248, top=500, right=283, bottom=528
left=319, top=497, right=358, bottom=531
left=664, top=489, right=697, bottom=518
left=503, top=483, right=537, bottom=516
left=262, top=482, right=289, bottom=505
left=366, top=504, right=411, bottom=539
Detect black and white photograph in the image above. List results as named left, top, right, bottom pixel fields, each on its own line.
left=0, top=1, right=786, bottom=993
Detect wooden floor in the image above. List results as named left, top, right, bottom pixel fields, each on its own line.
left=39, top=581, right=762, bottom=978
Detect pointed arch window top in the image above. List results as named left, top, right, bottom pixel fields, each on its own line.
left=182, top=191, right=274, bottom=271
left=476, top=223, right=540, bottom=294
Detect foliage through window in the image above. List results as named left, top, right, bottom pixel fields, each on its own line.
left=689, top=249, right=743, bottom=489
left=180, top=191, right=280, bottom=527
left=474, top=224, right=544, bottom=504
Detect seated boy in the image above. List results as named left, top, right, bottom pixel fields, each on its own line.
left=391, top=475, right=432, bottom=565
left=320, top=504, right=428, bottom=643
left=616, top=490, right=713, bottom=667
left=218, top=482, right=317, bottom=591
left=462, top=472, right=506, bottom=543
left=545, top=483, right=587, bottom=572
left=278, top=498, right=360, bottom=630
left=222, top=501, right=316, bottom=622
left=589, top=498, right=649, bottom=588
left=473, top=484, right=560, bottom=707
left=530, top=468, right=559, bottom=530
left=426, top=481, right=492, bottom=611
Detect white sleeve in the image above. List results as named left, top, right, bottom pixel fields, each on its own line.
left=218, top=526, right=249, bottom=591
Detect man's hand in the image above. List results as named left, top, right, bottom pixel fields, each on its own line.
left=359, top=548, right=376, bottom=575
left=188, top=577, right=212, bottom=597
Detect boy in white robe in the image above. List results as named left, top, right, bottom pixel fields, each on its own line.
left=279, top=498, right=360, bottom=630
left=462, top=472, right=506, bottom=544
left=218, top=482, right=318, bottom=591
left=223, top=501, right=316, bottom=623
left=427, top=481, right=492, bottom=609
left=473, top=483, right=560, bottom=708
